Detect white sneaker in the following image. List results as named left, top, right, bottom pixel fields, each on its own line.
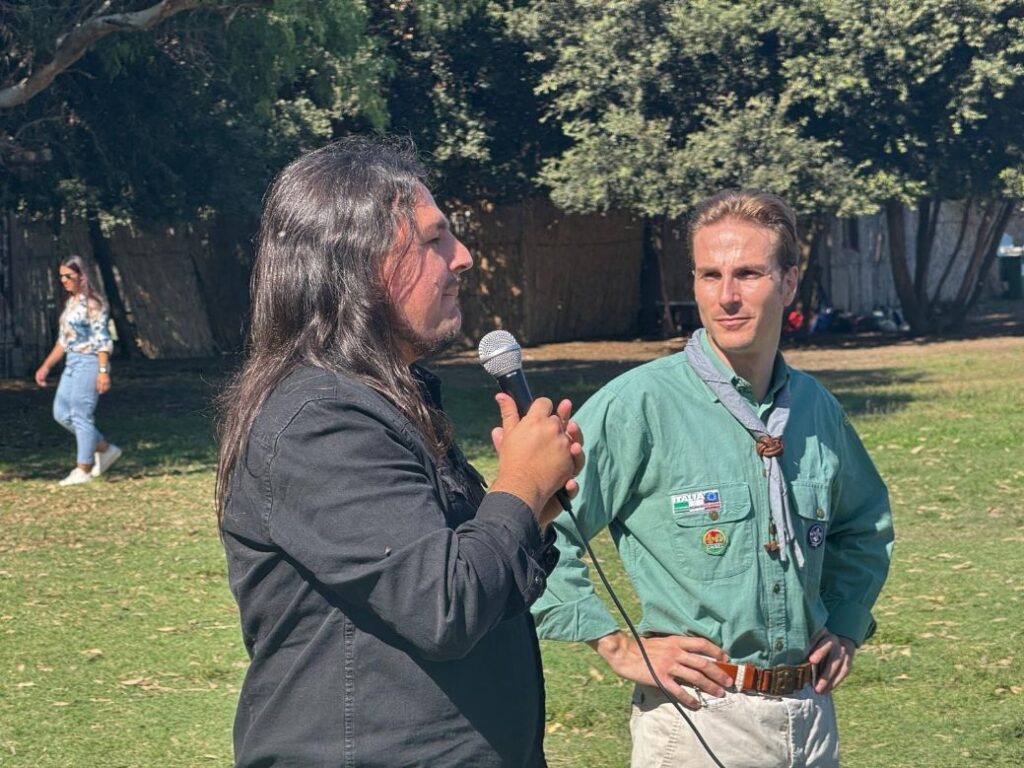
left=92, top=444, right=122, bottom=477
left=59, top=468, right=94, bottom=486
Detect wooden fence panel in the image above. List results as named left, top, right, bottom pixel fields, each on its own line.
left=461, top=198, right=644, bottom=345
left=107, top=224, right=217, bottom=358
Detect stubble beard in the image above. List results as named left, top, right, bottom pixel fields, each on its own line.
left=395, top=315, right=463, bottom=362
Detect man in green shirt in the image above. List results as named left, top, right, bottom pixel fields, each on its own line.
left=532, top=190, right=893, bottom=767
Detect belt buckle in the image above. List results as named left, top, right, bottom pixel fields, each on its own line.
left=769, top=665, right=797, bottom=695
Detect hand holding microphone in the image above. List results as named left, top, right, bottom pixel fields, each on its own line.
left=479, top=331, right=584, bottom=527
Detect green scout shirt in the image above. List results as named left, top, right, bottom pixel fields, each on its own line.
left=532, top=342, right=894, bottom=667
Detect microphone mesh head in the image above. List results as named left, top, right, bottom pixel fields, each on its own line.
left=478, top=330, right=522, bottom=377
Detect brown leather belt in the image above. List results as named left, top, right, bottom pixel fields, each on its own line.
left=714, top=661, right=815, bottom=696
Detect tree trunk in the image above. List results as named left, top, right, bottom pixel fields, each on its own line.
left=885, top=200, right=933, bottom=334
left=639, top=217, right=672, bottom=338
left=794, top=216, right=826, bottom=336
left=914, top=198, right=939, bottom=311
left=86, top=211, right=141, bottom=358
left=888, top=197, right=1015, bottom=335
left=944, top=199, right=1015, bottom=330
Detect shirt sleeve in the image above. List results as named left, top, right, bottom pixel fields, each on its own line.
left=531, top=387, right=649, bottom=643
left=821, top=406, right=895, bottom=645
left=264, top=396, right=553, bottom=662
left=88, top=301, right=113, bottom=354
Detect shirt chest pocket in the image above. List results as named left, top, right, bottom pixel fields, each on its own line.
left=669, top=481, right=755, bottom=581
left=789, top=481, right=831, bottom=588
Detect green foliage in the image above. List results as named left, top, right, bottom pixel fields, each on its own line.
left=0, top=1, right=387, bottom=219
left=368, top=0, right=562, bottom=205
left=514, top=0, right=1024, bottom=222
left=1, top=1, right=556, bottom=219
left=783, top=0, right=1024, bottom=203
left=510, top=0, right=874, bottom=218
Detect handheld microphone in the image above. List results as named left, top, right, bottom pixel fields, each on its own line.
left=477, top=330, right=571, bottom=512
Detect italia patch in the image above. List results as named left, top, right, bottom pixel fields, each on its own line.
left=807, top=523, right=826, bottom=548
left=672, top=489, right=721, bottom=516
left=701, top=528, right=729, bottom=556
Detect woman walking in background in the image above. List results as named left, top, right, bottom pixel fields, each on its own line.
left=34, top=255, right=122, bottom=486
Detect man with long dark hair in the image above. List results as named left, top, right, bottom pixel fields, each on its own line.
left=216, top=136, right=583, bottom=767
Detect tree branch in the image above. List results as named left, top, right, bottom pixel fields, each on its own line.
left=0, top=0, right=273, bottom=110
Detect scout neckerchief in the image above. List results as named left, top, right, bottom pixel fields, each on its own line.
left=684, top=329, right=805, bottom=567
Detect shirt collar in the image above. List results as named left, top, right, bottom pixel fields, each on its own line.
left=412, top=363, right=443, bottom=410
left=696, top=330, right=790, bottom=407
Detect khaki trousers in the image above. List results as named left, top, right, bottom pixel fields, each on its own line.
left=629, top=682, right=840, bottom=768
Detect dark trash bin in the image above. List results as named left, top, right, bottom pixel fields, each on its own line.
left=999, top=256, right=1022, bottom=300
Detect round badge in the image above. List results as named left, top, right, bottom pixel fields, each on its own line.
left=807, top=522, right=825, bottom=548
left=701, top=528, right=729, bottom=556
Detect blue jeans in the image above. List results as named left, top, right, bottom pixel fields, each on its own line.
left=53, top=352, right=106, bottom=465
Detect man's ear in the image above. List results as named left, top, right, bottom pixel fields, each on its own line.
left=782, top=266, right=799, bottom=305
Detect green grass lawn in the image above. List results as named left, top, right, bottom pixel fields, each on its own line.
left=1, top=334, right=1022, bottom=767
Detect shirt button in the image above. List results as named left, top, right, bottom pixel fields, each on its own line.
left=709, top=510, right=720, bottom=521
left=772, top=583, right=781, bottom=594
left=816, top=508, right=825, bottom=519
left=774, top=639, right=784, bottom=651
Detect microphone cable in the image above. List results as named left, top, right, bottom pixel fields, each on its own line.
left=477, top=329, right=726, bottom=766
left=557, top=499, right=728, bottom=768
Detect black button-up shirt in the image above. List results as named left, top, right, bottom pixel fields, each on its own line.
left=222, top=365, right=558, bottom=767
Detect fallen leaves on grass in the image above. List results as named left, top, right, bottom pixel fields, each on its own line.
left=858, top=643, right=911, bottom=661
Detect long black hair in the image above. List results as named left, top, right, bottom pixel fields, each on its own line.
left=216, top=136, right=452, bottom=524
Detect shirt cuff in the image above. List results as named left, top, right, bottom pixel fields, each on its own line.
left=477, top=490, right=544, bottom=551
left=535, top=593, right=620, bottom=643
left=825, top=602, right=877, bottom=646
left=475, top=491, right=558, bottom=606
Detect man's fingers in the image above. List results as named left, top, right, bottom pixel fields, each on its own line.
left=679, top=636, right=730, bottom=662
left=808, top=642, right=831, bottom=666
left=817, top=641, right=854, bottom=693
left=490, top=426, right=504, bottom=453
left=815, top=655, right=841, bottom=693
left=556, top=398, right=573, bottom=423
left=495, top=393, right=521, bottom=429
left=664, top=682, right=702, bottom=711
left=566, top=420, right=583, bottom=448
left=527, top=396, right=555, bottom=419
left=670, top=663, right=730, bottom=698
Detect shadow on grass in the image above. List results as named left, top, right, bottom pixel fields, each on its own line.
left=1, top=351, right=925, bottom=481
left=0, top=364, right=229, bottom=482
left=437, top=359, right=923, bottom=421
left=801, top=368, right=924, bottom=417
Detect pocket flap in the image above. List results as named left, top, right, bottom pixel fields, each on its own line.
left=790, top=481, right=831, bottom=522
left=671, top=482, right=752, bottom=527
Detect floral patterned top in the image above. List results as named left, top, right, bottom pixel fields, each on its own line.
left=58, top=294, right=113, bottom=355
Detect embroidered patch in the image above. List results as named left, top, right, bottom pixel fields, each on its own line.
left=701, top=528, right=729, bottom=556
left=807, top=522, right=826, bottom=548
left=672, top=489, right=721, bottom=516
